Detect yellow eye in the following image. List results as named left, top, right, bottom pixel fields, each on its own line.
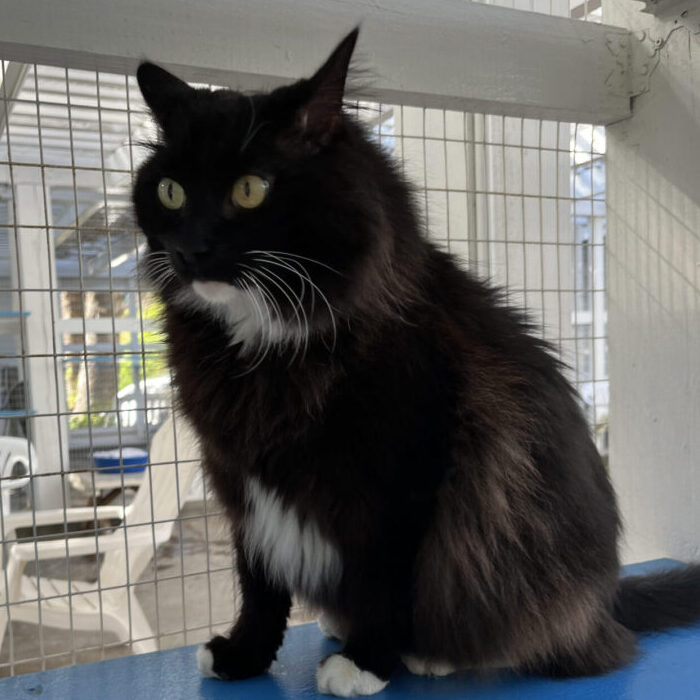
left=232, top=175, right=269, bottom=209
left=157, top=178, right=186, bottom=210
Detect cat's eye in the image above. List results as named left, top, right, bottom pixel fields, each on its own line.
left=231, top=175, right=269, bottom=209
left=158, top=178, right=186, bottom=210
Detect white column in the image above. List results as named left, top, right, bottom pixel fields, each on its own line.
left=604, top=0, right=700, bottom=563
left=11, top=165, right=69, bottom=509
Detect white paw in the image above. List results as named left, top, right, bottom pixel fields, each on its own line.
left=317, top=611, right=346, bottom=641
left=317, top=654, right=388, bottom=697
left=197, top=645, right=221, bottom=679
left=402, top=654, right=456, bottom=677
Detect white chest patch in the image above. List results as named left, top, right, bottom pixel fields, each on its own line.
left=243, top=477, right=342, bottom=597
left=175, top=282, right=304, bottom=357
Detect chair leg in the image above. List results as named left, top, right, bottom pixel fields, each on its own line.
left=0, top=553, right=26, bottom=655
left=128, top=593, right=157, bottom=653
left=106, top=591, right=157, bottom=654
left=92, top=590, right=158, bottom=654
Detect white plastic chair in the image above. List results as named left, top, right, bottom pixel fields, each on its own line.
left=0, top=437, right=35, bottom=516
left=0, top=413, right=201, bottom=655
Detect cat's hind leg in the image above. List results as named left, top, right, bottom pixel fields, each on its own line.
left=317, top=610, right=348, bottom=641
left=526, top=614, right=637, bottom=678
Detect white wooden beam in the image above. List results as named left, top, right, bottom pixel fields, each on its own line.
left=0, top=62, right=28, bottom=137
left=0, top=0, right=632, bottom=124
left=11, top=166, right=70, bottom=509
left=56, top=317, right=157, bottom=336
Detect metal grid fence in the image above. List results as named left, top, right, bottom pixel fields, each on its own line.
left=0, top=0, right=607, bottom=678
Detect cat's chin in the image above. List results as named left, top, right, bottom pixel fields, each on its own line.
left=192, top=280, right=239, bottom=304
left=175, top=281, right=306, bottom=357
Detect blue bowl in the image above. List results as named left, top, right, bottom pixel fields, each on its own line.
left=93, top=448, right=148, bottom=473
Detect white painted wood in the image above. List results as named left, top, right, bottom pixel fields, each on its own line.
left=70, top=469, right=144, bottom=496
left=0, top=63, right=28, bottom=135
left=605, top=1, right=700, bottom=563
left=2, top=504, right=125, bottom=537
left=0, top=0, right=631, bottom=124
left=56, top=318, right=158, bottom=335
left=10, top=166, right=69, bottom=510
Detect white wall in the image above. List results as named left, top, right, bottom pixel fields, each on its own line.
left=605, top=1, right=700, bottom=563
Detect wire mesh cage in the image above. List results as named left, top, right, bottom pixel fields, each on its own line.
left=0, top=0, right=609, bottom=678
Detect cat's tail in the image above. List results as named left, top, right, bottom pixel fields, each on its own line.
left=613, top=564, right=700, bottom=632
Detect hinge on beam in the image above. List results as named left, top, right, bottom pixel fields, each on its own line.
left=620, top=0, right=699, bottom=100
left=604, top=31, right=655, bottom=101
left=642, top=0, right=700, bottom=34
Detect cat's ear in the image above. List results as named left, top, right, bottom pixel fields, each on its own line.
left=137, top=62, right=194, bottom=135
left=296, top=28, right=359, bottom=143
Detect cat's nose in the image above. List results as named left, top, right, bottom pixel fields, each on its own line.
left=170, top=245, right=212, bottom=275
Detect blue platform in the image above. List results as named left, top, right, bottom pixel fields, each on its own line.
left=2, top=560, right=700, bottom=700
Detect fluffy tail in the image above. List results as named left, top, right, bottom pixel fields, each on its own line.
left=613, top=564, right=700, bottom=632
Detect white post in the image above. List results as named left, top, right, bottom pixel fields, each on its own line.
left=605, top=0, right=700, bottom=563
left=11, top=165, right=69, bottom=510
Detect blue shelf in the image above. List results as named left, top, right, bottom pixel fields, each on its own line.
left=0, top=409, right=36, bottom=417
left=0, top=560, right=698, bottom=700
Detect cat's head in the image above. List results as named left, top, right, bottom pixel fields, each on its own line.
left=133, top=28, right=420, bottom=357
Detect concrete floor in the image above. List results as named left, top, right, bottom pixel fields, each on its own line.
left=0, top=501, right=315, bottom=678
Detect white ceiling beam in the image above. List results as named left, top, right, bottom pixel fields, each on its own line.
left=0, top=0, right=633, bottom=124
left=0, top=62, right=29, bottom=137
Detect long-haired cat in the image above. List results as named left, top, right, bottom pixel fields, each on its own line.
left=133, top=29, right=700, bottom=697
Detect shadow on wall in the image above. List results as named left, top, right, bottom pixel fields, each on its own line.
left=606, top=27, right=700, bottom=565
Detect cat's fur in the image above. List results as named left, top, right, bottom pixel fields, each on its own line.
left=133, top=29, right=700, bottom=696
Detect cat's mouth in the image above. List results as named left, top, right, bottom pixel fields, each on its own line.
left=191, top=280, right=239, bottom=304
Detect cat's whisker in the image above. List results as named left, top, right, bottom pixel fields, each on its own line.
left=234, top=278, right=271, bottom=377
left=241, top=94, right=256, bottom=152
left=240, top=120, right=270, bottom=154
left=297, top=260, right=338, bottom=355
left=251, top=277, right=278, bottom=370
left=249, top=249, right=344, bottom=278
left=142, top=254, right=172, bottom=277
left=237, top=277, right=272, bottom=375
left=147, top=264, right=177, bottom=289
left=260, top=253, right=337, bottom=354
left=146, top=260, right=173, bottom=274
left=249, top=253, right=315, bottom=361
left=151, top=265, right=174, bottom=278
left=250, top=256, right=311, bottom=362
left=240, top=270, right=275, bottom=353
left=240, top=266, right=285, bottom=362
left=239, top=95, right=270, bottom=154
left=242, top=263, right=306, bottom=366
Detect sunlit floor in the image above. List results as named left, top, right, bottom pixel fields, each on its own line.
left=0, top=502, right=314, bottom=678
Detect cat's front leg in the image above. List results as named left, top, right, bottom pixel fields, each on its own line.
left=317, top=609, right=400, bottom=697
left=198, top=534, right=291, bottom=681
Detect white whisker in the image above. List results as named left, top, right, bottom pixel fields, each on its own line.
left=240, top=262, right=305, bottom=366
left=249, top=249, right=344, bottom=277
left=249, top=254, right=315, bottom=358
left=236, top=277, right=272, bottom=376
left=239, top=95, right=270, bottom=153
left=241, top=268, right=285, bottom=350
left=251, top=260, right=310, bottom=363
left=252, top=252, right=338, bottom=354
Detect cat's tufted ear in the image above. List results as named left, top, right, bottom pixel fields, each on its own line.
left=137, top=62, right=194, bottom=136
left=295, top=28, right=359, bottom=144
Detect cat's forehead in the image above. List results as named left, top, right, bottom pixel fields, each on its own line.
left=186, top=89, right=255, bottom=137
left=162, top=89, right=274, bottom=165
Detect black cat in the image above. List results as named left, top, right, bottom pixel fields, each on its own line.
left=133, top=28, right=700, bottom=697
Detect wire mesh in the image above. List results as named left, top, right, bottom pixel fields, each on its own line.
left=0, top=0, right=607, bottom=679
